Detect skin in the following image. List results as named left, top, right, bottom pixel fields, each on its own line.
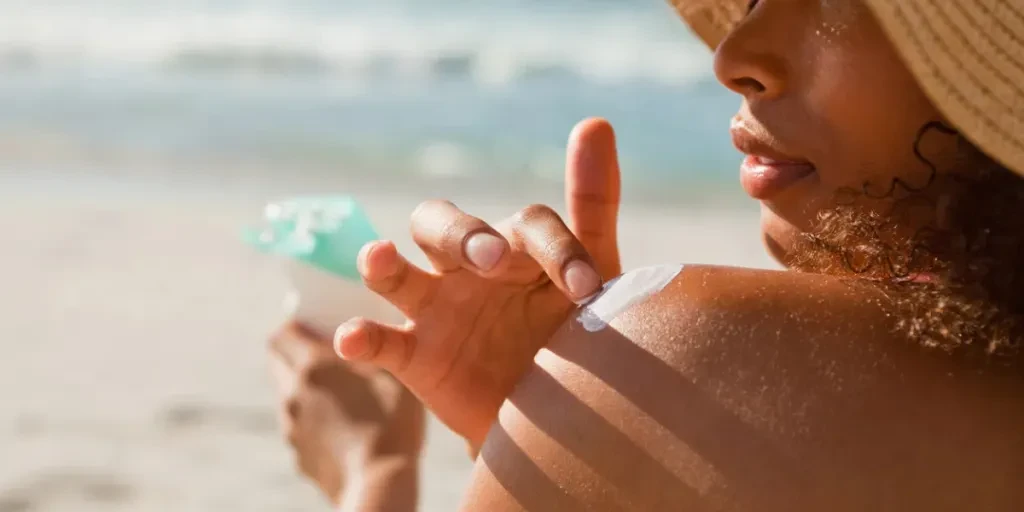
left=722, top=0, right=967, bottom=263
left=268, top=323, right=423, bottom=509
left=462, top=267, right=1024, bottom=511
left=269, top=119, right=622, bottom=505
left=271, top=0, right=1023, bottom=509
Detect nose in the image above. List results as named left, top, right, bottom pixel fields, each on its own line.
left=712, top=8, right=788, bottom=101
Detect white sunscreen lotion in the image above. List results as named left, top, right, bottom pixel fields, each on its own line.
left=577, top=264, right=684, bottom=332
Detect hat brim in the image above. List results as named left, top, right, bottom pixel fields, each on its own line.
left=667, top=0, right=746, bottom=49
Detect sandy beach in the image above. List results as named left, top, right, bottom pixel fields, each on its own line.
left=0, top=171, right=776, bottom=511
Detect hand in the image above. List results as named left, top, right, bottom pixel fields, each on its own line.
left=334, top=118, right=622, bottom=449
left=269, top=322, right=424, bottom=507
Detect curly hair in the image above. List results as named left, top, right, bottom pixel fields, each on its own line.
left=793, top=122, right=1024, bottom=360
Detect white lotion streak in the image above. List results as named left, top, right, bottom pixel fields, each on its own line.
left=577, top=264, right=684, bottom=332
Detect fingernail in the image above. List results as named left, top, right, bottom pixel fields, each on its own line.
left=563, top=260, right=601, bottom=302
left=465, top=233, right=505, bottom=271
left=335, top=321, right=368, bottom=359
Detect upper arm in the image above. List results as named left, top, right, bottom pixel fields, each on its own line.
left=460, top=265, right=1024, bottom=512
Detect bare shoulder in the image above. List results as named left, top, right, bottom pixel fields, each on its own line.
left=461, top=265, right=1024, bottom=512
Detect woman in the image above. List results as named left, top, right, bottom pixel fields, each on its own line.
left=271, top=0, right=1024, bottom=509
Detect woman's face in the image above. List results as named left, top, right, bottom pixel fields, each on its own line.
left=714, top=0, right=973, bottom=266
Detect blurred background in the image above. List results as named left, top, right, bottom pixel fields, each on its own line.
left=0, top=1, right=775, bottom=510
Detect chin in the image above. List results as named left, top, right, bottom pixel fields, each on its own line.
left=762, top=231, right=790, bottom=267
left=759, top=208, right=806, bottom=269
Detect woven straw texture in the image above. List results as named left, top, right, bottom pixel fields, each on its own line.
left=668, top=0, right=1024, bottom=176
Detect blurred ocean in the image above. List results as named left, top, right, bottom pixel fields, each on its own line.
left=0, top=0, right=743, bottom=198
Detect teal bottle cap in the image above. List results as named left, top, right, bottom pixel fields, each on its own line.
left=243, top=196, right=379, bottom=282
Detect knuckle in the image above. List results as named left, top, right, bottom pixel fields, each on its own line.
left=360, top=321, right=386, bottom=362
left=438, top=218, right=468, bottom=252
left=413, top=199, right=491, bottom=259
left=515, top=203, right=557, bottom=224
left=283, top=394, right=303, bottom=423
left=266, top=324, right=295, bottom=353
left=411, top=200, right=461, bottom=244
left=541, top=234, right=581, bottom=262
left=512, top=204, right=580, bottom=259
left=301, top=361, right=336, bottom=388
left=395, top=330, right=415, bottom=374
left=294, top=364, right=317, bottom=386
left=443, top=211, right=489, bottom=248
left=410, top=199, right=455, bottom=228
left=294, top=354, right=339, bottom=387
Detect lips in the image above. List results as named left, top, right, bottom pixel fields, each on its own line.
left=730, top=120, right=816, bottom=200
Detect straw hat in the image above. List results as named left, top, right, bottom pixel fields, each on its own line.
left=670, top=0, right=1024, bottom=176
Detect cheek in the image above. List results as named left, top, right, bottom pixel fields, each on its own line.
left=802, top=50, right=937, bottom=192
left=802, top=13, right=941, bottom=190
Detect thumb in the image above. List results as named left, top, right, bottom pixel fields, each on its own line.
left=565, top=117, right=622, bottom=279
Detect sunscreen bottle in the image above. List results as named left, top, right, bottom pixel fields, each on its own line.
left=245, top=196, right=397, bottom=339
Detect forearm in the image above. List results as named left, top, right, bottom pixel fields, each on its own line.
left=337, top=455, right=420, bottom=512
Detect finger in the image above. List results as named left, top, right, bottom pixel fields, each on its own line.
left=499, top=204, right=603, bottom=303
left=565, top=118, right=622, bottom=279
left=268, top=325, right=328, bottom=400
left=409, top=199, right=511, bottom=276
left=334, top=317, right=417, bottom=376
left=268, top=323, right=320, bottom=371
left=268, top=348, right=300, bottom=397
left=358, top=240, right=437, bottom=318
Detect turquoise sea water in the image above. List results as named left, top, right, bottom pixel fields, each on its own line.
left=0, top=0, right=744, bottom=197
